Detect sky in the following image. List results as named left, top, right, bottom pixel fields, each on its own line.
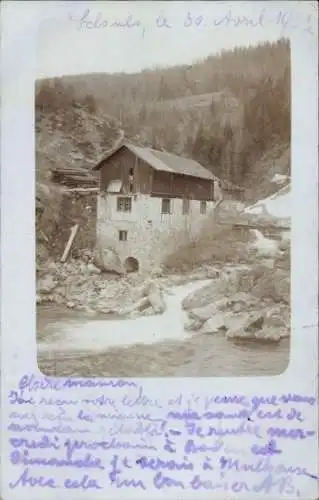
left=32, top=1, right=316, bottom=78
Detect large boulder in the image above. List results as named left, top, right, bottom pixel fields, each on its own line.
left=184, top=316, right=204, bottom=331
left=87, top=262, right=101, bottom=274
left=148, top=283, right=166, bottom=314
left=263, top=305, right=290, bottom=338
left=188, top=302, right=224, bottom=322
left=251, top=268, right=290, bottom=304
left=182, top=282, right=220, bottom=310
left=225, top=308, right=288, bottom=341
left=118, top=281, right=166, bottom=317
left=199, top=313, right=227, bottom=334
left=93, top=247, right=125, bottom=274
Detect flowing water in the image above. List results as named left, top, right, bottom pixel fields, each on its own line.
left=37, top=280, right=290, bottom=377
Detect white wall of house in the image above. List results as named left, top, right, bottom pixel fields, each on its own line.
left=96, top=194, right=217, bottom=272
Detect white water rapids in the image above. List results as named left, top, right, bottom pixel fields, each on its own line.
left=38, top=279, right=212, bottom=354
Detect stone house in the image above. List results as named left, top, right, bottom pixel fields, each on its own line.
left=92, top=142, right=243, bottom=272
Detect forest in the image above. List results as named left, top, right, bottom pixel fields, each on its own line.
left=36, top=38, right=290, bottom=194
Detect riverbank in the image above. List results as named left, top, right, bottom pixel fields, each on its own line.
left=37, top=276, right=290, bottom=377
left=36, top=258, right=221, bottom=316
left=37, top=249, right=290, bottom=345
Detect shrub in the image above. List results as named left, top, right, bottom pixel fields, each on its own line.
left=164, top=221, right=257, bottom=271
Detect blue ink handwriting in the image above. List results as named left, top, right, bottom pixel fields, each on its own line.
left=185, top=420, right=262, bottom=439
left=251, top=439, right=282, bottom=456
left=8, top=391, right=35, bottom=405
left=109, top=454, right=146, bottom=489
left=64, top=475, right=102, bottom=490
left=64, top=437, right=156, bottom=460
left=136, top=455, right=193, bottom=471
left=9, top=468, right=58, bottom=489
left=10, top=435, right=60, bottom=450
left=10, top=449, right=104, bottom=469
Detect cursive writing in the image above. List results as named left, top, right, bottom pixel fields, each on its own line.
left=10, top=449, right=104, bottom=469
left=9, top=468, right=58, bottom=489
left=6, top=379, right=318, bottom=495
left=19, top=374, right=136, bottom=393
left=67, top=7, right=315, bottom=37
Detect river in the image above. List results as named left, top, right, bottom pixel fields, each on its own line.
left=37, top=280, right=290, bottom=377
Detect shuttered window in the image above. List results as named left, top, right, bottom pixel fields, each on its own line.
left=119, top=230, right=128, bottom=241
left=200, top=201, right=207, bottom=214
left=117, top=197, right=132, bottom=212
left=182, top=199, right=190, bottom=214
left=161, top=198, right=171, bottom=214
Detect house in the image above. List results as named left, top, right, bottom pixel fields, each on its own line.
left=92, top=142, right=243, bottom=272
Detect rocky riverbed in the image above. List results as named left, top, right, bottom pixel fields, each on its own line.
left=37, top=245, right=290, bottom=347
left=37, top=270, right=290, bottom=378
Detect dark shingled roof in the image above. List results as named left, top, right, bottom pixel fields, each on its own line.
left=93, top=142, right=243, bottom=191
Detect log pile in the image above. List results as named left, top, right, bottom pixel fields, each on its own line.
left=50, top=167, right=98, bottom=188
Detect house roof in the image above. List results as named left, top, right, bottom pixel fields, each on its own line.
left=93, top=142, right=243, bottom=191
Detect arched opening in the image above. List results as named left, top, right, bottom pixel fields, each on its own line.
left=124, top=256, right=139, bottom=273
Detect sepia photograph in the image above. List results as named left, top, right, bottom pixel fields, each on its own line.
left=36, top=7, right=291, bottom=378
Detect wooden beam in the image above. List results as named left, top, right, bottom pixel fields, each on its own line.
left=60, top=224, right=79, bottom=263
left=62, top=187, right=99, bottom=194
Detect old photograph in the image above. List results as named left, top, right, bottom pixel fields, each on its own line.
left=36, top=11, right=291, bottom=378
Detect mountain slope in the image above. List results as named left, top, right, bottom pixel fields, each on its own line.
left=36, top=38, right=291, bottom=261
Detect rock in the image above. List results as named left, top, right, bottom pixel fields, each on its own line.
left=140, top=307, right=156, bottom=317
left=182, top=282, right=219, bottom=310
left=186, top=290, right=260, bottom=325
left=206, top=267, right=220, bottom=279
left=226, top=308, right=288, bottom=341
left=151, top=266, right=164, bottom=278
left=37, top=275, right=57, bottom=294
left=80, top=249, right=93, bottom=262
left=245, top=314, right=264, bottom=332
left=148, top=283, right=166, bottom=314
left=188, top=302, right=219, bottom=322
left=260, top=326, right=289, bottom=340
left=252, top=270, right=289, bottom=304
left=184, top=316, right=204, bottom=331
left=200, top=314, right=227, bottom=334
left=47, top=261, right=59, bottom=272
left=264, top=306, right=290, bottom=333
left=121, top=297, right=150, bottom=316
left=226, top=292, right=260, bottom=312
left=93, top=247, right=125, bottom=274
left=50, top=293, right=65, bottom=304
left=87, top=263, right=101, bottom=274
left=79, top=306, right=97, bottom=316
left=226, top=311, right=265, bottom=339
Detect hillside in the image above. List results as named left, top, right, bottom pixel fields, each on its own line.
left=35, top=38, right=291, bottom=261
left=36, top=80, right=122, bottom=184
left=54, top=38, right=290, bottom=188
left=35, top=81, right=123, bottom=262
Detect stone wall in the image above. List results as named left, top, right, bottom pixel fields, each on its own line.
left=96, top=193, right=218, bottom=272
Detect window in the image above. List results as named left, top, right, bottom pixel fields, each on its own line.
left=119, top=230, right=128, bottom=241
left=161, top=198, right=171, bottom=214
left=117, top=197, right=132, bottom=212
left=182, top=198, right=190, bottom=215
left=200, top=201, right=207, bottom=214
left=129, top=168, right=134, bottom=193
